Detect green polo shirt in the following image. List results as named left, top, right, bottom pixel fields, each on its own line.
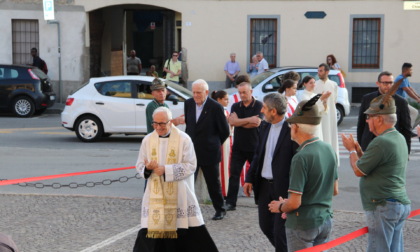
left=356, top=128, right=410, bottom=211
left=286, top=138, right=338, bottom=230
left=146, top=99, right=169, bottom=133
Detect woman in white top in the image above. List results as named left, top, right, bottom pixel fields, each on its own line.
left=297, top=75, right=331, bottom=140
left=211, top=90, right=231, bottom=198
left=279, top=79, right=298, bottom=118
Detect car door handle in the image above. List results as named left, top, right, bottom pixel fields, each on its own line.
left=136, top=103, right=145, bottom=106
left=95, top=102, right=104, bottom=105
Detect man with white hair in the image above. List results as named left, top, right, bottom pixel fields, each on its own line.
left=133, top=107, right=218, bottom=251
left=184, top=79, right=230, bottom=220
left=256, top=51, right=269, bottom=74
left=269, top=95, right=338, bottom=251
left=342, top=92, right=411, bottom=252
left=224, top=52, right=241, bottom=88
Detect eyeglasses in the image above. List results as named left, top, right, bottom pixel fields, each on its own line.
left=152, top=121, right=170, bottom=127
left=172, top=54, right=178, bottom=57
left=379, top=81, right=393, bottom=86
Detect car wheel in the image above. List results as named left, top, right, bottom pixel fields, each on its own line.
left=75, top=115, right=104, bottom=142
left=336, top=105, right=344, bottom=126
left=13, top=96, right=35, bottom=117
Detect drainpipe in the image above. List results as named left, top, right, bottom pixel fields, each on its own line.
left=47, top=20, right=62, bottom=103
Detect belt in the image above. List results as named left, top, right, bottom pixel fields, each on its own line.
left=262, top=178, right=274, bottom=183
left=386, top=198, right=398, bottom=202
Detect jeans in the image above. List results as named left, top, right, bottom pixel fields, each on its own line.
left=285, top=217, right=332, bottom=252
left=365, top=201, right=411, bottom=252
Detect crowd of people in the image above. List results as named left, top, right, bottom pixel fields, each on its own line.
left=123, top=51, right=416, bottom=252
left=12, top=45, right=414, bottom=252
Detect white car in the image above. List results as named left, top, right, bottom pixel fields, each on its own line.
left=227, top=67, right=350, bottom=125
left=61, top=76, right=191, bottom=142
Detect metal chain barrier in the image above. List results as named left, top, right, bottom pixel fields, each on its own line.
left=0, top=173, right=141, bottom=189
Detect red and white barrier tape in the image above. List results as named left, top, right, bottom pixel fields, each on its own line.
left=0, top=166, right=135, bottom=186
left=297, top=208, right=420, bottom=252
left=1, top=166, right=419, bottom=252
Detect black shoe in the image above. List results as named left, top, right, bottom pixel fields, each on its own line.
left=212, top=210, right=226, bottom=220
left=225, top=203, right=236, bottom=211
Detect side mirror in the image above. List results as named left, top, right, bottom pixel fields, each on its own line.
left=167, top=95, right=179, bottom=105
left=264, top=84, right=274, bottom=91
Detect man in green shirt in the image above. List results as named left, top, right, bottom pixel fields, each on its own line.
left=342, top=93, right=411, bottom=252
left=268, top=95, right=339, bottom=251
left=146, top=78, right=185, bottom=134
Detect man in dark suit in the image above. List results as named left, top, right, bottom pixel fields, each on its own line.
left=184, top=79, right=230, bottom=220
left=243, top=93, right=298, bottom=252
left=357, top=71, right=411, bottom=153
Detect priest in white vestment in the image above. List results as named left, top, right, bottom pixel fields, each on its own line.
left=314, top=63, right=340, bottom=166
left=133, top=107, right=218, bottom=252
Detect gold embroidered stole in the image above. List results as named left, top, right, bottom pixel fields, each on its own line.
left=147, top=126, right=180, bottom=239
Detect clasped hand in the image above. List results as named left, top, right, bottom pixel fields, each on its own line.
left=268, top=197, right=288, bottom=219
left=145, top=159, right=165, bottom=176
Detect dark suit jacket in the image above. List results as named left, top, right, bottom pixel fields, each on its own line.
left=185, top=97, right=230, bottom=166
left=245, top=121, right=298, bottom=204
left=357, top=90, right=411, bottom=153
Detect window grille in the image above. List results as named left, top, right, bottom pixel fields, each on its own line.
left=250, top=18, right=277, bottom=68
left=12, top=19, right=39, bottom=65
left=352, top=18, right=381, bottom=69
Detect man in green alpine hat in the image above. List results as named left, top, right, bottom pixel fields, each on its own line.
left=341, top=93, right=411, bottom=252
left=268, top=95, right=339, bottom=251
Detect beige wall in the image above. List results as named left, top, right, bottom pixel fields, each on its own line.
left=76, top=0, right=420, bottom=92
left=3, top=0, right=419, bottom=99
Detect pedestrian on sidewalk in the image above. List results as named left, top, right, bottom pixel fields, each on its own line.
left=224, top=53, right=241, bottom=88
left=184, top=79, right=230, bottom=221
left=133, top=107, right=218, bottom=251
left=268, top=95, right=339, bottom=251
left=243, top=93, right=298, bottom=252
left=357, top=71, right=411, bottom=153
left=211, top=89, right=231, bottom=198
left=342, top=83, right=411, bottom=251
left=395, top=63, right=420, bottom=129
left=225, top=82, right=263, bottom=211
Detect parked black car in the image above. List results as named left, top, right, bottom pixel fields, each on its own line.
left=0, top=64, right=56, bottom=117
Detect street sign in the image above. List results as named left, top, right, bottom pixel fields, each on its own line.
left=43, top=0, right=55, bottom=20
left=404, top=1, right=420, bottom=10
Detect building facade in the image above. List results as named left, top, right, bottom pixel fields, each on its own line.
left=1, top=0, right=419, bottom=102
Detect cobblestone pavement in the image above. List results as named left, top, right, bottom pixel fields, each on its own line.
left=0, top=194, right=419, bottom=252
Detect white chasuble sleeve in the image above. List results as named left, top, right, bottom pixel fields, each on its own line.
left=135, top=134, right=151, bottom=179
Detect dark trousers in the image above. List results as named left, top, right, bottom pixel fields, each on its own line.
left=225, top=76, right=237, bottom=89
left=226, top=150, right=254, bottom=206
left=257, top=179, right=287, bottom=252
left=133, top=226, right=219, bottom=252
left=195, top=164, right=225, bottom=213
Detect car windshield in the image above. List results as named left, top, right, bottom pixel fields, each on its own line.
left=166, top=80, right=192, bottom=97
left=32, top=68, right=48, bottom=79
left=251, top=72, right=276, bottom=88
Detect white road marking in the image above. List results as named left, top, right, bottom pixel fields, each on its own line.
left=79, top=225, right=140, bottom=252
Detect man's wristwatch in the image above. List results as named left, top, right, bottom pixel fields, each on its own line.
left=279, top=203, right=284, bottom=213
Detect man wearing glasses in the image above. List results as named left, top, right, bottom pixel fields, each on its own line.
left=163, top=51, right=182, bottom=84
left=357, top=71, right=411, bottom=153
left=133, top=107, right=218, bottom=251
